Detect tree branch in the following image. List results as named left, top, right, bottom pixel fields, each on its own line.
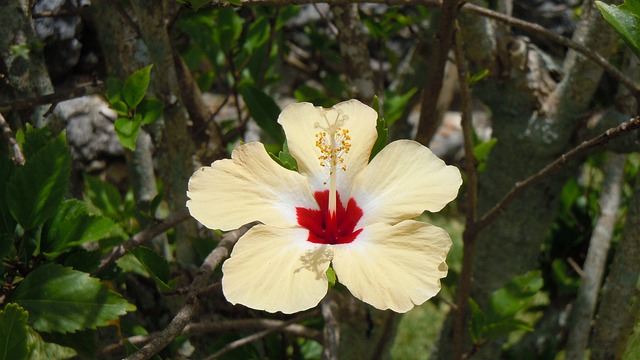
left=0, top=81, right=105, bottom=114
left=125, top=223, right=253, bottom=360
left=452, top=20, right=478, bottom=360
left=0, top=112, right=25, bottom=165
left=95, top=208, right=191, bottom=274
left=565, top=152, right=626, bottom=360
left=100, top=316, right=322, bottom=356
left=473, top=116, right=640, bottom=235
left=204, top=311, right=319, bottom=359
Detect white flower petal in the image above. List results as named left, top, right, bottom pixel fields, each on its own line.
left=187, top=142, right=317, bottom=231
left=351, top=140, right=462, bottom=227
left=222, top=225, right=333, bottom=314
left=278, top=100, right=378, bottom=198
left=331, top=220, right=451, bottom=313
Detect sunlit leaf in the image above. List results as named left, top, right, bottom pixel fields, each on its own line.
left=122, top=65, right=153, bottom=109
left=12, top=264, right=136, bottom=333
left=596, top=1, right=640, bottom=57
left=114, top=115, right=143, bottom=151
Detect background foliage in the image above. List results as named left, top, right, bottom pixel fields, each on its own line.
left=0, top=0, right=639, bottom=359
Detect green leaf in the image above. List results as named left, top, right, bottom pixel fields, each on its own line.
left=216, top=8, right=244, bottom=53
left=473, top=138, right=498, bottom=172
left=128, top=247, right=174, bottom=292
left=40, top=329, right=96, bottom=358
left=468, top=68, right=489, bottom=85
left=0, top=155, right=16, bottom=237
left=277, top=140, right=298, bottom=171
left=596, top=1, right=640, bottom=57
left=138, top=98, right=164, bottom=125
left=122, top=65, right=153, bottom=109
left=25, top=327, right=76, bottom=359
left=383, top=88, right=418, bottom=126
left=0, top=303, right=29, bottom=360
left=106, top=77, right=123, bottom=104
left=488, top=270, right=543, bottom=319
left=326, top=266, right=336, bottom=287
left=83, top=175, right=123, bottom=219
left=238, top=82, right=284, bottom=144
left=110, top=100, right=130, bottom=117
left=21, top=124, right=52, bottom=160
left=12, top=264, right=136, bottom=333
left=6, top=132, right=71, bottom=230
left=114, top=116, right=143, bottom=151
left=42, top=200, right=116, bottom=259
left=369, top=96, right=388, bottom=161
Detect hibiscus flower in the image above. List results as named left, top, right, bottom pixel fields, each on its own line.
left=187, top=99, right=462, bottom=313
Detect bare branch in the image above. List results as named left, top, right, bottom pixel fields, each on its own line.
left=451, top=20, right=478, bottom=360
left=100, top=317, right=322, bottom=356
left=95, top=208, right=191, bottom=274
left=203, top=311, right=319, bottom=359
left=0, top=81, right=105, bottom=114
left=0, top=112, right=25, bottom=165
left=566, top=153, right=626, bottom=360
left=125, top=224, right=253, bottom=360
left=473, top=116, right=640, bottom=234
left=414, top=0, right=460, bottom=145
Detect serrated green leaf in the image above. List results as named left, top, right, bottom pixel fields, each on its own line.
left=238, top=83, right=284, bottom=144
left=114, top=116, right=142, bottom=151
left=138, top=98, right=164, bottom=125
left=106, top=77, right=123, bottom=104
left=270, top=140, right=298, bottom=171
left=596, top=1, right=640, bottom=57
left=0, top=155, right=16, bottom=237
left=128, top=246, right=173, bottom=292
left=122, top=65, right=153, bottom=109
left=0, top=303, right=29, bottom=360
left=12, top=264, right=136, bottom=333
left=21, top=125, right=52, bottom=160
left=42, top=200, right=116, bottom=259
left=6, top=132, right=71, bottom=231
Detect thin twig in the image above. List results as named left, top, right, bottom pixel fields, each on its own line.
left=204, top=311, right=319, bottom=359
left=95, top=208, right=191, bottom=274
left=0, top=81, right=105, bottom=114
left=125, top=224, right=253, bottom=360
left=0, top=112, right=25, bottom=165
left=473, top=116, right=640, bottom=235
left=452, top=20, right=477, bottom=360
left=99, top=316, right=321, bottom=356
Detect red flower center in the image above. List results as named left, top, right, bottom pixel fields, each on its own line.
left=296, top=190, right=363, bottom=245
